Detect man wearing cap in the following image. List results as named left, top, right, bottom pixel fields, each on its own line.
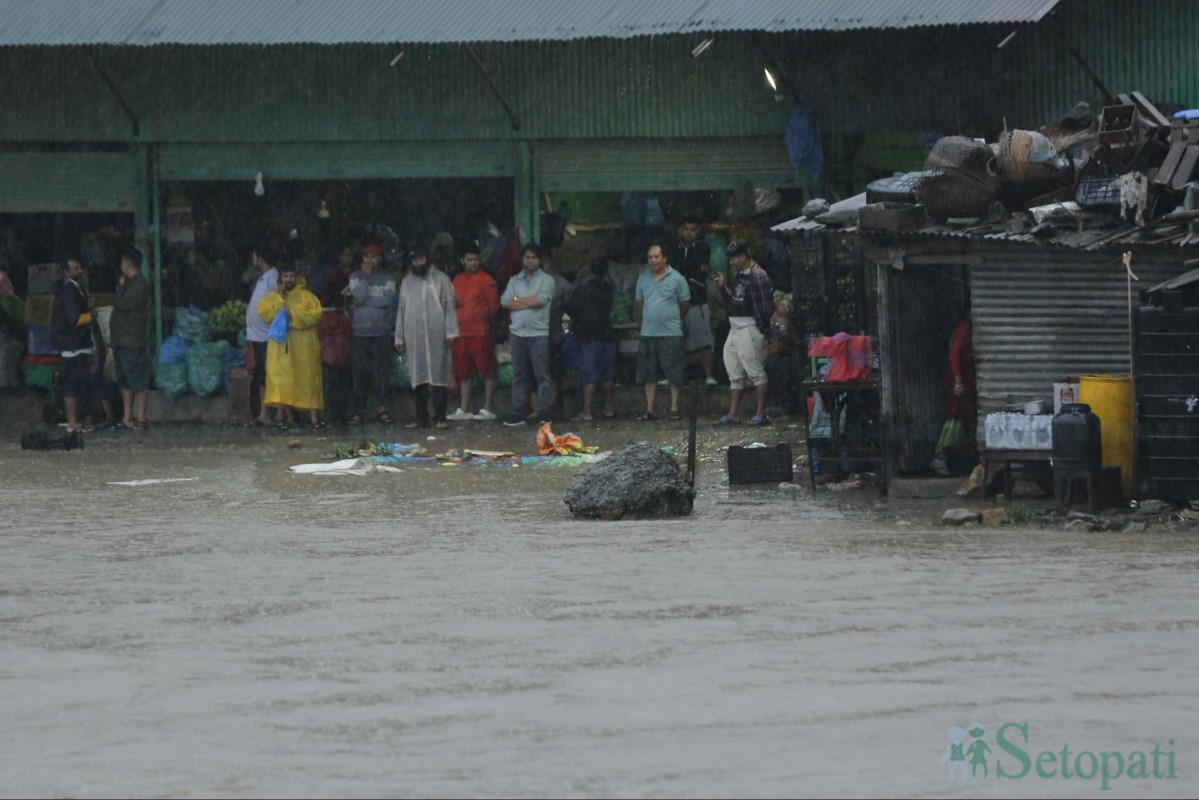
left=713, top=240, right=774, bottom=426
left=499, top=244, right=555, bottom=426
left=447, top=242, right=500, bottom=421
left=348, top=242, right=397, bottom=424
left=395, top=247, right=459, bottom=429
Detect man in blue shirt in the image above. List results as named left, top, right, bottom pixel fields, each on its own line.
left=634, top=243, right=690, bottom=420
left=500, top=244, right=555, bottom=426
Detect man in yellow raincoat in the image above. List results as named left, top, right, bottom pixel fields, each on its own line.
left=257, top=264, right=324, bottom=430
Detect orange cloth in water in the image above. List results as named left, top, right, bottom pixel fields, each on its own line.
left=537, top=423, right=596, bottom=456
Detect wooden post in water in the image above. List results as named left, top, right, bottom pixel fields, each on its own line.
left=686, top=382, right=699, bottom=487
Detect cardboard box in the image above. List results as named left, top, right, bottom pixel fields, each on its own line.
left=1053, top=382, right=1081, bottom=415
left=24, top=294, right=54, bottom=325
left=27, top=263, right=62, bottom=294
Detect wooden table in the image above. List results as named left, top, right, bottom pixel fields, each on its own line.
left=978, top=447, right=1053, bottom=504
left=801, top=380, right=886, bottom=495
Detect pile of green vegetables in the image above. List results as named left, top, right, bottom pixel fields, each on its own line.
left=211, top=300, right=248, bottom=333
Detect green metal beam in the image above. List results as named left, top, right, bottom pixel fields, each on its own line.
left=151, top=147, right=163, bottom=350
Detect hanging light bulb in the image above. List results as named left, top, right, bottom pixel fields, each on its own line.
left=318, top=200, right=331, bottom=219
left=254, top=172, right=265, bottom=197
left=764, top=67, right=779, bottom=93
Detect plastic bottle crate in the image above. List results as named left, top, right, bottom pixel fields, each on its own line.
left=27, top=324, right=57, bottom=356
left=227, top=366, right=252, bottom=423
left=727, top=443, right=794, bottom=485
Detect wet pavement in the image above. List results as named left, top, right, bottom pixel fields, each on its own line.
left=2, top=421, right=1198, bottom=797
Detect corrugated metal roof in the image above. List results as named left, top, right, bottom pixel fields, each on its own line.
left=800, top=216, right=1199, bottom=250
left=772, top=193, right=868, bottom=232
left=0, top=0, right=1063, bottom=46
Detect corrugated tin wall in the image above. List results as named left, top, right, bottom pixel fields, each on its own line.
left=1, top=0, right=1195, bottom=145
left=1003, top=0, right=1199, bottom=127
left=971, top=243, right=1182, bottom=424
left=0, top=38, right=793, bottom=142
left=538, top=137, right=797, bottom=190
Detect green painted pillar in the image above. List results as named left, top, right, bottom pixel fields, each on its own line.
left=514, top=141, right=540, bottom=245
left=151, top=147, right=163, bottom=349
left=133, top=145, right=151, bottom=279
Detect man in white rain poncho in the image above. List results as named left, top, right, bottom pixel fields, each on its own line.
left=395, top=247, right=459, bottom=429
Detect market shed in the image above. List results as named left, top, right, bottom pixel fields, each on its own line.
left=861, top=223, right=1196, bottom=476
left=3, top=0, right=1198, bottom=354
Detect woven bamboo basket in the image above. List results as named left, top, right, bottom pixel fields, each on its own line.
left=915, top=169, right=998, bottom=220
left=997, top=130, right=1058, bottom=181
left=924, top=136, right=994, bottom=172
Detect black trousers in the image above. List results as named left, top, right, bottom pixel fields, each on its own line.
left=413, top=383, right=447, bottom=426
left=250, top=341, right=268, bottom=418
left=322, top=365, right=352, bottom=423
left=351, top=335, right=392, bottom=416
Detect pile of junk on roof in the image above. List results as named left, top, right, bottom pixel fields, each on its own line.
left=816, top=92, right=1199, bottom=246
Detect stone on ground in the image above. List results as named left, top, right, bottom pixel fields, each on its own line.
left=941, top=508, right=982, bottom=526
left=565, top=442, right=696, bottom=520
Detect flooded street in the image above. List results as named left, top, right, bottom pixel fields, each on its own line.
left=2, top=424, right=1198, bottom=797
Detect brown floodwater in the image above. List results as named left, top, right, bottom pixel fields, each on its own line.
left=1, top=422, right=1197, bottom=797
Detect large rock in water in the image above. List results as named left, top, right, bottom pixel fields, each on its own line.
left=565, top=442, right=695, bottom=520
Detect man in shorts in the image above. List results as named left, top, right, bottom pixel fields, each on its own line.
left=447, top=242, right=500, bottom=421
left=566, top=257, right=617, bottom=420
left=634, top=243, right=689, bottom=421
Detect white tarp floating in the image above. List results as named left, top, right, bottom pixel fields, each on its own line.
left=288, top=458, right=402, bottom=476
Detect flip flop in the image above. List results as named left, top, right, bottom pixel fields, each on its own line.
left=635, top=412, right=656, bottom=422
left=377, top=411, right=395, bottom=424
left=716, top=415, right=741, bottom=426
left=403, top=421, right=424, bottom=430
left=669, top=412, right=682, bottom=421
left=747, top=415, right=769, bottom=426
left=435, top=421, right=451, bottom=430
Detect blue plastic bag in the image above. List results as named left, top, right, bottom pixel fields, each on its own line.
left=785, top=105, right=824, bottom=180
left=157, top=334, right=192, bottom=365
left=268, top=308, right=289, bottom=345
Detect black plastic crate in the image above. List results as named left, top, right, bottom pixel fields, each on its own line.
left=1075, top=176, right=1122, bottom=207
left=727, top=443, right=794, bottom=485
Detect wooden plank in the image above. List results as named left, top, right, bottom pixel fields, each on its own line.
left=1171, top=145, right=1199, bottom=191
left=1131, top=91, right=1172, bottom=128
left=1153, top=142, right=1187, bottom=187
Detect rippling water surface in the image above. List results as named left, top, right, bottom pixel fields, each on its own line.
left=2, top=425, right=1197, bottom=797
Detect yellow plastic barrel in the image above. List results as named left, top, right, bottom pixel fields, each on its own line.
left=1079, top=375, right=1135, bottom=500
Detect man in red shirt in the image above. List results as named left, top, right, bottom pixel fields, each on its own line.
left=447, top=242, right=501, bottom=421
